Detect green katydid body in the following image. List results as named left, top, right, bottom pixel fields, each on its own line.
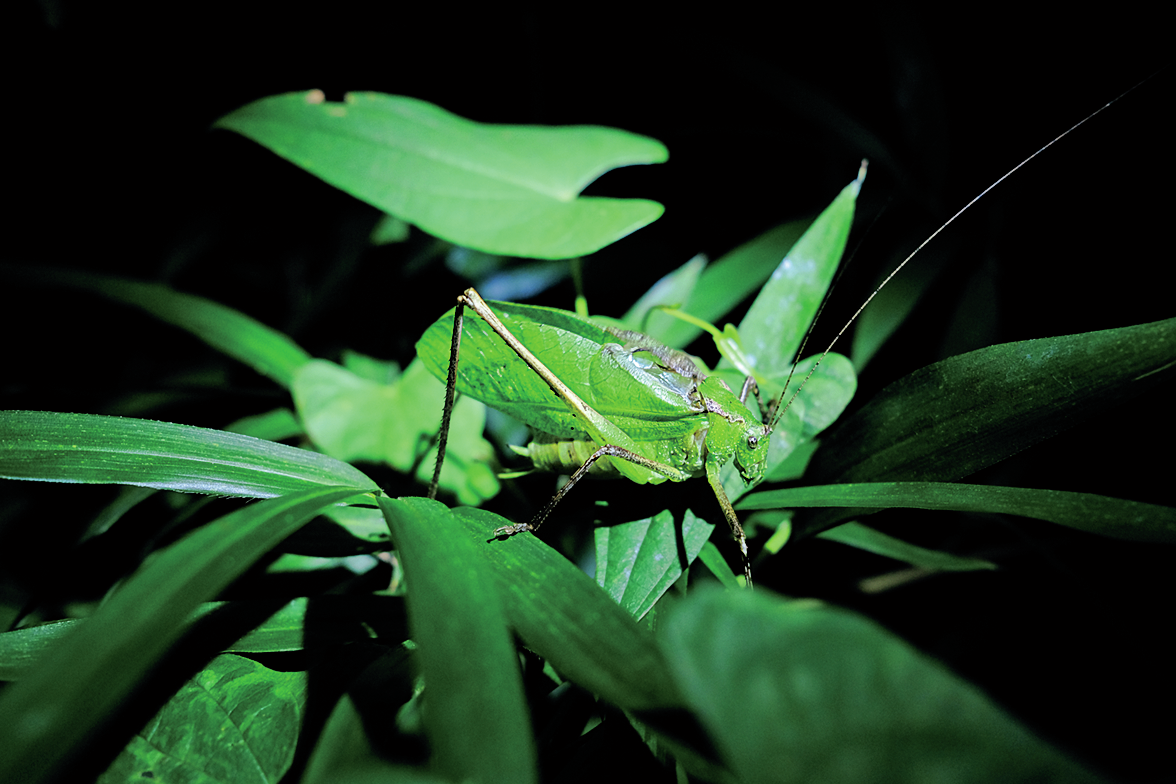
left=416, top=298, right=771, bottom=486
left=416, top=293, right=776, bottom=581
left=416, top=298, right=769, bottom=489
left=415, top=170, right=865, bottom=583
left=522, top=331, right=770, bottom=488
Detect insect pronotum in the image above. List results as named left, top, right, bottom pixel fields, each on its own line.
left=422, top=81, right=1157, bottom=588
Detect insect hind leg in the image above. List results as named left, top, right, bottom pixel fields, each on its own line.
left=492, top=444, right=688, bottom=537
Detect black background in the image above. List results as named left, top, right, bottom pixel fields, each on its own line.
left=2, top=3, right=1172, bottom=781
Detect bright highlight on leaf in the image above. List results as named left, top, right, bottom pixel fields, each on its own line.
left=216, top=91, right=668, bottom=258
left=0, top=410, right=377, bottom=497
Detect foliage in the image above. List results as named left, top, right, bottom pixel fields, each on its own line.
left=0, top=90, right=1171, bottom=784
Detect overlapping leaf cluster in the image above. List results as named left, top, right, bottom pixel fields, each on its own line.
left=1, top=91, right=1171, bottom=784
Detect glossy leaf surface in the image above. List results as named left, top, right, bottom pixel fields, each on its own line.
left=216, top=91, right=667, bottom=259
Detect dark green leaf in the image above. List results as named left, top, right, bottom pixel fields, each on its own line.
left=1, top=266, right=313, bottom=388
left=0, top=486, right=361, bottom=784
left=450, top=507, right=686, bottom=713
left=660, top=587, right=1104, bottom=784
left=695, top=541, right=741, bottom=588
left=816, top=521, right=997, bottom=571
left=740, top=481, right=1176, bottom=543
left=378, top=497, right=537, bottom=784
left=800, top=318, right=1176, bottom=535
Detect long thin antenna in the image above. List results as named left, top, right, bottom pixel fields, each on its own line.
left=768, top=81, right=1150, bottom=433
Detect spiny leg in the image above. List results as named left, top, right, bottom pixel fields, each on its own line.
left=493, top=443, right=689, bottom=537
left=704, top=462, right=753, bottom=588
left=428, top=296, right=466, bottom=500
left=495, top=442, right=754, bottom=588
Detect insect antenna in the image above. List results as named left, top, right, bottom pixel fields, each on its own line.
left=765, top=88, right=1137, bottom=436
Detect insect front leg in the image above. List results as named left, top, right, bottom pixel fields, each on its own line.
left=704, top=459, right=752, bottom=587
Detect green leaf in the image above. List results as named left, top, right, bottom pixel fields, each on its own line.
left=98, top=654, right=307, bottom=784
left=215, top=91, right=668, bottom=259
left=302, top=695, right=395, bottom=784
left=292, top=358, right=499, bottom=505
left=723, top=166, right=863, bottom=380
left=719, top=352, right=857, bottom=504
left=695, top=541, right=741, bottom=588
left=378, top=497, right=537, bottom=784
left=0, top=410, right=378, bottom=497
left=651, top=220, right=812, bottom=350
left=0, top=597, right=398, bottom=681
left=1, top=266, right=313, bottom=388
left=595, top=510, right=715, bottom=619
left=449, top=507, right=685, bottom=714
left=0, top=486, right=361, bottom=784
left=225, top=407, right=304, bottom=440
left=660, top=587, right=1104, bottom=784
left=799, top=318, right=1176, bottom=534
left=740, top=481, right=1176, bottom=543
left=816, top=521, right=997, bottom=572
left=619, top=253, right=707, bottom=338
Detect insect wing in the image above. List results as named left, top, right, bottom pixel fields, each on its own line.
left=416, top=300, right=703, bottom=443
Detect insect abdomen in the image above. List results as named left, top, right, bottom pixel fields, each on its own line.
left=522, top=427, right=708, bottom=482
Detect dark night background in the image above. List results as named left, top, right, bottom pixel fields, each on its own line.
left=2, top=3, right=1172, bottom=782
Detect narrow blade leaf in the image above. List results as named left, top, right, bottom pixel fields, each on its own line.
left=740, top=482, right=1176, bottom=543
left=379, top=497, right=537, bottom=784
left=0, top=486, right=362, bottom=784
left=0, top=410, right=378, bottom=497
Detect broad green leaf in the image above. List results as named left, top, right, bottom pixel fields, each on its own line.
left=799, top=318, right=1176, bottom=535
left=0, top=410, right=378, bottom=497
left=378, top=497, right=537, bottom=784
left=660, top=587, right=1104, bottom=784
left=740, top=482, right=1176, bottom=543
left=595, top=510, right=715, bottom=620
left=98, top=655, right=307, bottom=784
left=0, top=486, right=361, bottom=784
left=2, top=266, right=313, bottom=388
left=292, top=358, right=499, bottom=505
left=723, top=165, right=863, bottom=380
left=216, top=91, right=667, bottom=259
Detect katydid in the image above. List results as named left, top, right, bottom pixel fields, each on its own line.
left=416, top=88, right=1143, bottom=588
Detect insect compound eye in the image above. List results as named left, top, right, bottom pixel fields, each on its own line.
left=747, top=434, right=758, bottom=449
